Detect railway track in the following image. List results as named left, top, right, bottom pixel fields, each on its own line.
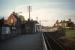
left=42, top=33, right=66, bottom=50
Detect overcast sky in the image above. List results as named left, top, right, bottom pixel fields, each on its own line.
left=0, top=0, right=75, bottom=26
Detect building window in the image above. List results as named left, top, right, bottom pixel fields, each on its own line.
left=11, top=19, right=13, bottom=24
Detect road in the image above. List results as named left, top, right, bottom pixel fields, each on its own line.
left=0, top=33, right=43, bottom=50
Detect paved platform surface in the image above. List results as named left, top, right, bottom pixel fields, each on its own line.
left=0, top=33, right=43, bottom=50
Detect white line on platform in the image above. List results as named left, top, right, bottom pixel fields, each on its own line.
left=42, top=33, right=48, bottom=50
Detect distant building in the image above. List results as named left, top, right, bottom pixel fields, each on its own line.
left=0, top=11, right=38, bottom=35
left=4, top=12, right=17, bottom=25
left=54, top=19, right=75, bottom=29
left=25, top=19, right=38, bottom=33
left=4, top=12, right=25, bottom=25
left=35, top=23, right=41, bottom=32
left=3, top=12, right=26, bottom=34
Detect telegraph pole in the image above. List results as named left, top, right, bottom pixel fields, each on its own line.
left=28, top=5, right=32, bottom=20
